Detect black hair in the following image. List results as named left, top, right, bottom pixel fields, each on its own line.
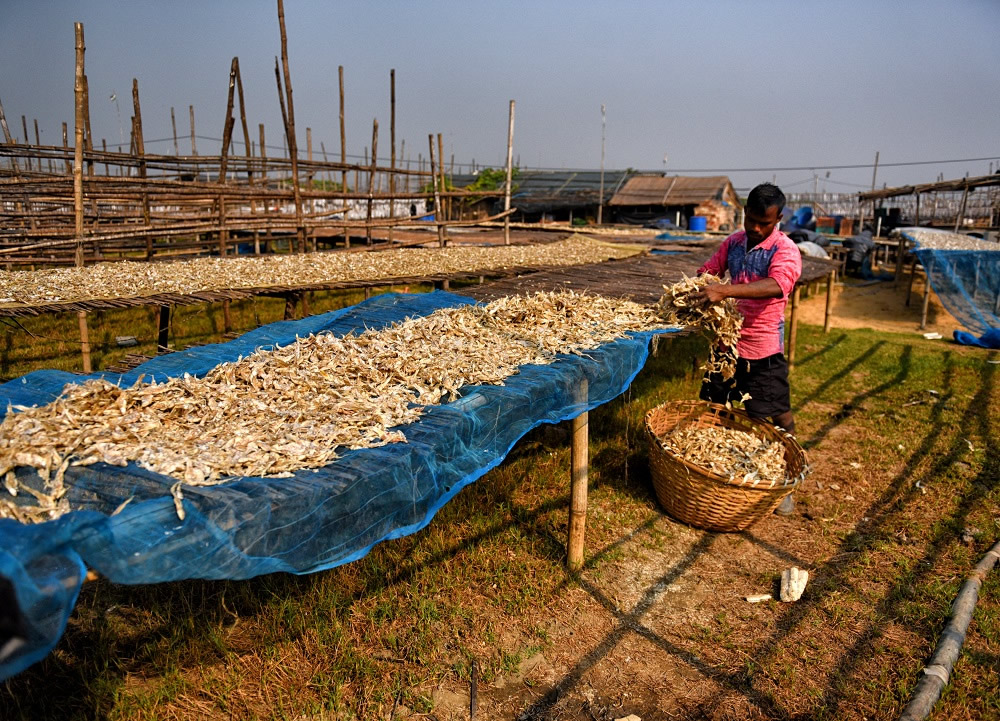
left=746, top=183, right=786, bottom=215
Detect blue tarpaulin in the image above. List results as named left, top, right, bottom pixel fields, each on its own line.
left=900, top=229, right=1000, bottom=345
left=0, top=290, right=676, bottom=680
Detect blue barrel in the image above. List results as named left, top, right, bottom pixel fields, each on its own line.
left=689, top=216, right=707, bottom=232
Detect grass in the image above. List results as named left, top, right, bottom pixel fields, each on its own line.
left=0, top=300, right=998, bottom=719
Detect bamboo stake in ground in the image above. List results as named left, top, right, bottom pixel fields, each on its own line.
left=170, top=106, right=178, bottom=155
left=132, top=78, right=151, bottom=259
left=366, top=119, right=378, bottom=246
left=189, top=105, right=197, bottom=155
left=428, top=134, right=444, bottom=248
left=503, top=99, right=515, bottom=244
left=388, top=68, right=396, bottom=244
left=276, top=0, right=305, bottom=253
left=824, top=269, right=835, bottom=334
left=339, top=64, right=349, bottom=249
left=74, top=23, right=92, bottom=374
left=567, top=377, right=589, bottom=571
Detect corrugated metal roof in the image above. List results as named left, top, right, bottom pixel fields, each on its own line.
left=609, top=175, right=733, bottom=206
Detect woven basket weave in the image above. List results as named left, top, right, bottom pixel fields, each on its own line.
left=645, top=400, right=807, bottom=532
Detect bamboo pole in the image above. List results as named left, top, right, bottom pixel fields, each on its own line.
left=366, top=119, right=378, bottom=246
left=339, top=65, right=349, bottom=248
left=132, top=78, right=152, bottom=259
left=787, top=285, right=800, bottom=371
left=276, top=0, right=305, bottom=253
left=824, top=270, right=835, bottom=334
left=438, top=133, right=447, bottom=230
left=503, top=100, right=515, bottom=245
left=21, top=116, right=31, bottom=171
left=189, top=105, right=197, bottom=155
left=62, top=122, right=71, bottom=174
left=954, top=186, right=969, bottom=232
left=567, top=377, right=589, bottom=571
left=428, top=134, right=444, bottom=247
left=388, top=68, right=396, bottom=243
left=0, top=96, right=20, bottom=173
left=74, top=23, right=92, bottom=373
left=920, top=259, right=933, bottom=330
left=157, top=305, right=171, bottom=352
left=170, top=106, right=179, bottom=155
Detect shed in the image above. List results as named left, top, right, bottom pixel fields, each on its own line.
left=469, top=169, right=633, bottom=223
left=609, top=175, right=741, bottom=231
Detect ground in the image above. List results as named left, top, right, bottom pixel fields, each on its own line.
left=1, top=256, right=997, bottom=721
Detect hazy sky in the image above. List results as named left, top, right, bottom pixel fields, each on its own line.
left=2, top=0, right=998, bottom=192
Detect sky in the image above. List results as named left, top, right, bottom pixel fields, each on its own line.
left=1, top=0, right=998, bottom=193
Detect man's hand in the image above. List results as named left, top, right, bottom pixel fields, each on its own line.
left=692, top=282, right=730, bottom=305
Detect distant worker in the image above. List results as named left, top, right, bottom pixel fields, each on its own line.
left=692, top=182, right=802, bottom=512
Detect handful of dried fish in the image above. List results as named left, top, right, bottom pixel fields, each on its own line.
left=656, top=425, right=788, bottom=486
left=0, top=290, right=669, bottom=524
left=655, top=273, right=742, bottom=380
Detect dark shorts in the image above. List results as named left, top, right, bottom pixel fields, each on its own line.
left=699, top=352, right=791, bottom=419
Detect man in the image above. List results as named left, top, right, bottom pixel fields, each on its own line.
left=693, top=183, right=802, bottom=511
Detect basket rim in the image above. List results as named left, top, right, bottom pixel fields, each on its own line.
left=644, top=399, right=806, bottom=490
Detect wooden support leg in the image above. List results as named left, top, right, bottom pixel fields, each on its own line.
left=920, top=268, right=932, bottom=330
left=78, top=310, right=92, bottom=373
left=567, top=378, right=589, bottom=572
left=301, top=291, right=311, bottom=317
left=824, top=270, right=835, bottom=334
left=283, top=293, right=298, bottom=320
left=222, top=299, right=232, bottom=333
left=787, top=285, right=800, bottom=371
left=157, top=305, right=171, bottom=353
left=364, top=287, right=372, bottom=299
left=906, top=256, right=918, bottom=307
left=894, top=234, right=906, bottom=287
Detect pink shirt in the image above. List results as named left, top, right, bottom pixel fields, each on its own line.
left=697, top=227, right=802, bottom=360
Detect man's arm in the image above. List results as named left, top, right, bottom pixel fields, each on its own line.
left=695, top=278, right=782, bottom=304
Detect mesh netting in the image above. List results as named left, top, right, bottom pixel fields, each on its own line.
left=901, top=229, right=1000, bottom=336
left=0, top=290, right=675, bottom=680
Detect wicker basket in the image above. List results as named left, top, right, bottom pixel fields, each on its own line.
left=645, top=400, right=808, bottom=532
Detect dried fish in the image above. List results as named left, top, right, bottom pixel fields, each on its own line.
left=900, top=229, right=1000, bottom=252
left=0, top=235, right=640, bottom=307
left=0, top=290, right=670, bottom=523
left=655, top=425, right=788, bottom=487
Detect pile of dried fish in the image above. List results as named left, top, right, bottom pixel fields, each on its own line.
left=655, top=273, right=742, bottom=379
left=656, top=425, right=788, bottom=486
left=0, top=290, right=669, bottom=524
left=899, top=228, right=1000, bottom=252
left=0, top=236, right=639, bottom=307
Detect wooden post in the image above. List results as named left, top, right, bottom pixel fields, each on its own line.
left=257, top=123, right=267, bottom=255
left=428, top=134, right=445, bottom=247
left=73, top=23, right=86, bottom=269
left=222, top=299, right=232, bottom=333
left=157, top=305, right=171, bottom=353
left=0, top=96, right=21, bottom=174
left=77, top=311, right=92, bottom=374
left=170, top=106, right=179, bottom=155
left=787, top=285, right=800, bottom=371
left=276, top=0, right=305, bottom=253
left=437, top=133, right=447, bottom=227
left=824, top=269, right=835, bottom=334
left=339, top=65, right=349, bottom=248
left=906, top=255, right=918, bottom=307
left=503, top=100, right=515, bottom=245
left=567, top=377, right=589, bottom=571
left=189, top=104, right=197, bottom=155
left=388, top=68, right=396, bottom=243
left=132, top=78, right=151, bottom=258
left=920, top=259, right=933, bottom=330
left=366, top=119, right=378, bottom=245
left=954, top=185, right=969, bottom=233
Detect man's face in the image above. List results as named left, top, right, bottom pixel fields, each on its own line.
left=743, top=205, right=782, bottom=245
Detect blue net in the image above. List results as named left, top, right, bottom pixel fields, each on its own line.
left=0, top=290, right=676, bottom=680
left=902, top=229, right=1000, bottom=336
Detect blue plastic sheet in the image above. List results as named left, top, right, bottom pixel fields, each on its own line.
left=0, top=290, right=676, bottom=680
left=901, top=229, right=1000, bottom=337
